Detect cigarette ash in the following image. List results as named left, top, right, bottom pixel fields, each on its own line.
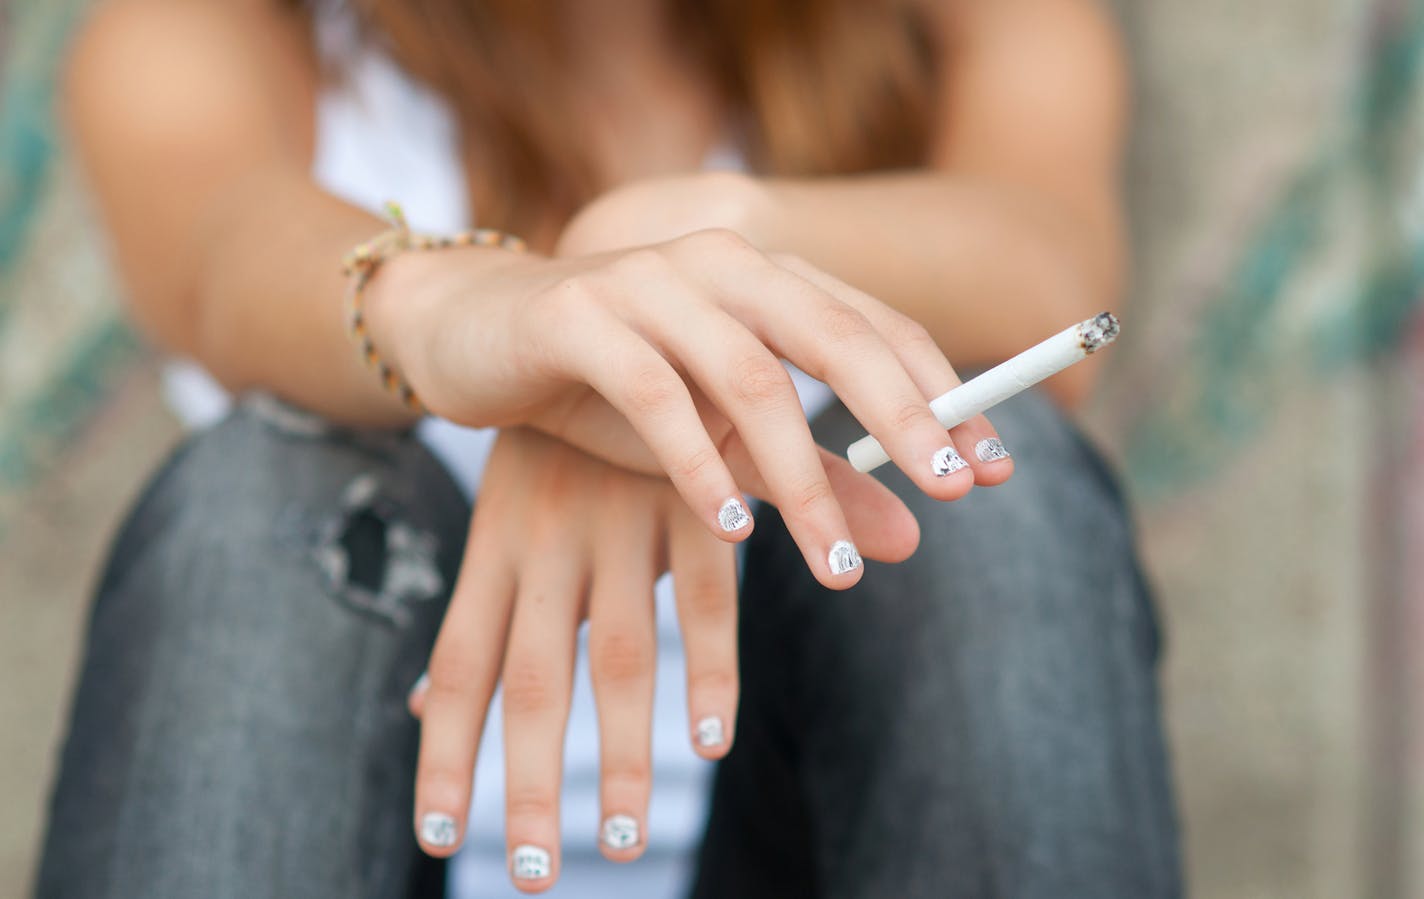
left=1078, top=312, right=1121, bottom=353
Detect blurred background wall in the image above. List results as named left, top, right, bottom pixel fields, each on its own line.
left=2, top=0, right=1423, bottom=895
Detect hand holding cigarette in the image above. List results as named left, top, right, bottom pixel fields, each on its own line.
left=847, top=313, right=1121, bottom=473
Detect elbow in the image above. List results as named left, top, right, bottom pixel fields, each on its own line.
left=124, top=283, right=254, bottom=393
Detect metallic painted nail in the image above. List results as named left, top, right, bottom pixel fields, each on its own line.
left=410, top=672, right=429, bottom=696
left=718, top=498, right=752, bottom=532
left=511, top=844, right=551, bottom=880
left=828, top=540, right=862, bottom=576
left=600, top=814, right=641, bottom=850
left=420, top=812, right=457, bottom=848
left=975, top=438, right=1011, bottom=463
left=695, top=716, right=725, bottom=748
left=931, top=445, right=968, bottom=477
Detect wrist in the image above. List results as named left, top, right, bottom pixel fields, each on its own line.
left=360, top=247, right=443, bottom=386
left=556, top=170, right=782, bottom=257
left=687, top=170, right=780, bottom=248
left=362, top=244, right=548, bottom=413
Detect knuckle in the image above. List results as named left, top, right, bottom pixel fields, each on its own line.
left=501, top=659, right=560, bottom=716
left=890, top=399, right=934, bottom=432
left=670, top=444, right=723, bottom=486
left=788, top=476, right=836, bottom=519
left=680, top=227, right=752, bottom=257
left=819, top=303, right=875, bottom=345
left=505, top=786, right=559, bottom=821
left=688, top=668, right=738, bottom=697
left=679, top=574, right=733, bottom=620
left=601, top=760, right=653, bottom=790
left=609, top=247, right=672, bottom=283
left=590, top=631, right=654, bottom=685
left=427, top=649, right=484, bottom=696
left=728, top=353, right=793, bottom=408
left=418, top=763, right=471, bottom=796
left=621, top=367, right=683, bottom=418
left=890, top=316, right=936, bottom=351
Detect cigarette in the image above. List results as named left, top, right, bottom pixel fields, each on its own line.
left=846, top=312, right=1121, bottom=473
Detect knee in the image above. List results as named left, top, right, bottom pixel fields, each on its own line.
left=870, top=390, right=1150, bottom=635
left=794, top=391, right=1160, bottom=716
left=94, top=394, right=469, bottom=642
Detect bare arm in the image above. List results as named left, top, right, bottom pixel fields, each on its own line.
left=65, top=0, right=1013, bottom=585
left=64, top=0, right=513, bottom=426
left=561, top=0, right=1128, bottom=405
left=769, top=0, right=1128, bottom=404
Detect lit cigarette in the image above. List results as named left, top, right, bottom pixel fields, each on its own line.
left=847, top=312, right=1121, bottom=473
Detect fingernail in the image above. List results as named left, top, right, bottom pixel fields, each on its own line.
left=511, top=844, right=552, bottom=879
left=420, top=812, right=458, bottom=847
left=718, top=498, right=752, bottom=532
left=931, top=445, right=968, bottom=477
left=975, top=438, right=1011, bottom=463
left=601, top=814, right=641, bottom=850
left=410, top=672, right=429, bottom=698
left=828, top=540, right=862, bottom=576
left=695, top=716, right=725, bottom=748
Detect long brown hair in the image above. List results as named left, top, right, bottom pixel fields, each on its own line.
left=307, top=0, right=937, bottom=235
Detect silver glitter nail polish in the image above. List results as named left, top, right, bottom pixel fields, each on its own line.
left=718, top=498, right=751, bottom=532
left=695, top=716, right=725, bottom=747
left=975, top=438, right=1011, bottom=463
left=420, top=813, right=457, bottom=848
left=931, top=445, right=968, bottom=477
left=511, top=844, right=551, bottom=879
left=601, top=814, right=641, bottom=850
left=828, top=540, right=862, bottom=576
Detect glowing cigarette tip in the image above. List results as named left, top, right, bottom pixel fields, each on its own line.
left=847, top=312, right=1122, bottom=473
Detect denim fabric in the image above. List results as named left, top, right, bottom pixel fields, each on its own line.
left=35, top=391, right=1180, bottom=898
left=693, top=392, right=1181, bottom=899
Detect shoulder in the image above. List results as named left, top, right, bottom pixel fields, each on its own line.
left=920, top=0, right=1127, bottom=106
left=64, top=0, right=318, bottom=156
left=920, top=0, right=1128, bottom=170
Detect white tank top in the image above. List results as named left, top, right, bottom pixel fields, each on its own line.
left=163, top=6, right=834, bottom=896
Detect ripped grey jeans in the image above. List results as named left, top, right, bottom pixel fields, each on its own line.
left=35, top=392, right=1182, bottom=898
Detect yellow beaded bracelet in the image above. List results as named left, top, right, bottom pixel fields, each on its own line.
left=341, top=201, right=527, bottom=410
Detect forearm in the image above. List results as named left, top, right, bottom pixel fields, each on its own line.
left=756, top=172, right=1123, bottom=404
left=173, top=171, right=410, bottom=425
left=120, top=168, right=518, bottom=428
left=63, top=0, right=521, bottom=428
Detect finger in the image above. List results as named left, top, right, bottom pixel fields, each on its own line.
left=775, top=256, right=1014, bottom=487
left=816, top=445, right=922, bottom=562
left=951, top=421, right=1015, bottom=486
left=586, top=482, right=660, bottom=861
left=717, top=433, right=920, bottom=563
left=534, top=379, right=921, bottom=563
left=707, top=257, right=974, bottom=502
left=501, top=561, right=584, bottom=892
left=548, top=298, right=755, bottom=542
left=623, top=279, right=863, bottom=589
left=413, top=523, right=516, bottom=858
left=667, top=500, right=740, bottom=761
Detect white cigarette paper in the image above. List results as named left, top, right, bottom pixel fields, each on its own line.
left=847, top=312, right=1121, bottom=473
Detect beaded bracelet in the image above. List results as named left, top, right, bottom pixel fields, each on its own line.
left=341, top=201, right=528, bottom=410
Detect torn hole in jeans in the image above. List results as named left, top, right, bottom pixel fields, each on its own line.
left=312, top=474, right=443, bottom=627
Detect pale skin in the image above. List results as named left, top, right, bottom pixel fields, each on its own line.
left=65, top=0, right=1127, bottom=891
